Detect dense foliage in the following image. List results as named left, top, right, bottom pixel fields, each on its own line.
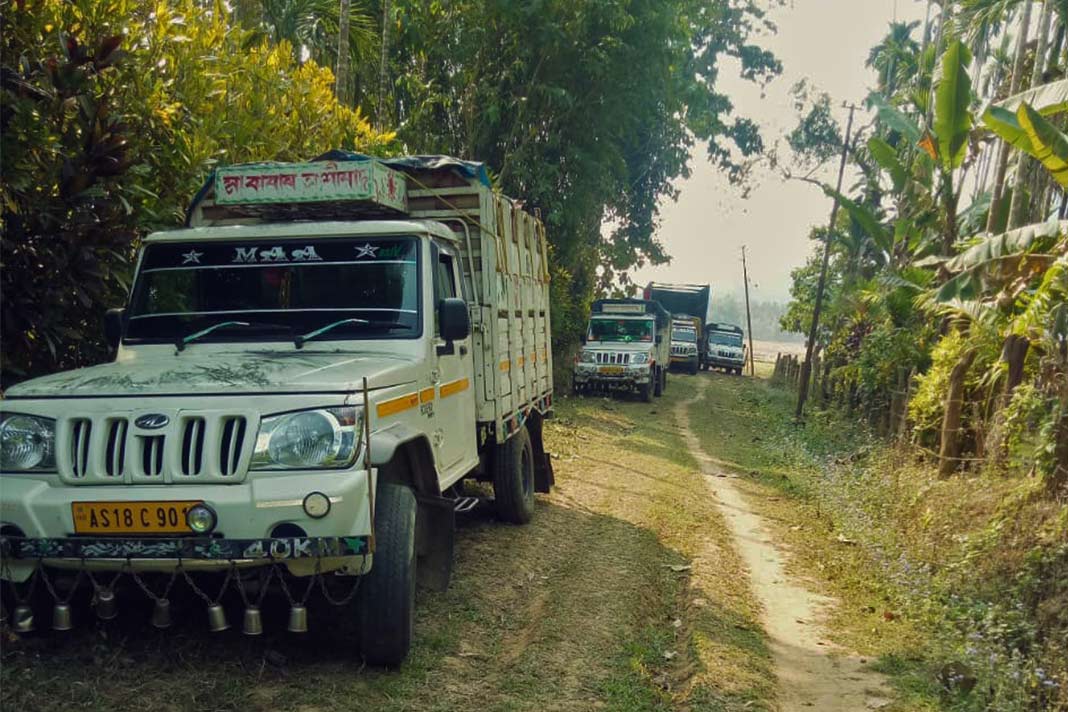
left=779, top=4, right=1068, bottom=708
left=361, top=0, right=782, bottom=347
left=0, top=0, right=393, bottom=385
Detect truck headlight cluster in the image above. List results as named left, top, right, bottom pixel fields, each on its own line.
left=251, top=407, right=361, bottom=470
left=579, top=350, right=597, bottom=363
left=629, top=352, right=650, bottom=365
left=0, top=413, right=56, bottom=472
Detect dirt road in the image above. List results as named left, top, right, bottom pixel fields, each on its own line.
left=2, top=373, right=893, bottom=711
left=676, top=380, right=891, bottom=711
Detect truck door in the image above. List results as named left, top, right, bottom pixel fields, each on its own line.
left=432, top=244, right=477, bottom=481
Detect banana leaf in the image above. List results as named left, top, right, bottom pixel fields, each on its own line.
left=868, top=137, right=908, bottom=191
left=868, top=92, right=922, bottom=143
left=995, top=78, right=1068, bottom=116
left=936, top=220, right=1066, bottom=303
left=932, top=40, right=973, bottom=172
left=821, top=185, right=893, bottom=255
left=981, top=105, right=1035, bottom=153
left=1018, top=103, right=1068, bottom=188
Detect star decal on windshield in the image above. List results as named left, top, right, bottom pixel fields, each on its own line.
left=355, top=243, right=380, bottom=259
left=181, top=249, right=204, bottom=264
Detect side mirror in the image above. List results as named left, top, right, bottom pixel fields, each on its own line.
left=656, top=335, right=663, bottom=345
left=580, top=334, right=587, bottom=345
left=105, top=308, right=125, bottom=350
left=438, top=298, right=470, bottom=355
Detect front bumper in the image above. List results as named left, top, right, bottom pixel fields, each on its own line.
left=573, top=363, right=653, bottom=387
left=708, top=356, right=745, bottom=368
left=0, top=468, right=374, bottom=580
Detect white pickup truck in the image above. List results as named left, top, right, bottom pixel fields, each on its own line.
left=573, top=299, right=671, bottom=401
left=0, top=154, right=554, bottom=665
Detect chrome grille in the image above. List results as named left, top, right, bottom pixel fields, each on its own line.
left=180, top=417, right=206, bottom=476
left=69, top=419, right=92, bottom=478
left=57, top=411, right=252, bottom=484
left=218, top=416, right=247, bottom=477
left=138, top=435, right=165, bottom=477
left=594, top=352, right=630, bottom=365
left=104, top=419, right=128, bottom=477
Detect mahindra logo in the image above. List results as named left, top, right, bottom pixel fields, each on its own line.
left=135, top=414, right=170, bottom=430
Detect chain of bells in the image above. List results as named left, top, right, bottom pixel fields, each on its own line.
left=0, top=556, right=367, bottom=636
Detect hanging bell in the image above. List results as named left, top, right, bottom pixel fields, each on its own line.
left=94, top=588, right=118, bottom=621
left=286, top=604, right=308, bottom=633
left=242, top=605, right=263, bottom=636
left=51, top=602, right=73, bottom=631
left=207, top=603, right=229, bottom=633
left=150, top=598, right=172, bottom=629
left=12, top=604, right=34, bottom=633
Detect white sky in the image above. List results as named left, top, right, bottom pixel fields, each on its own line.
left=631, top=0, right=929, bottom=302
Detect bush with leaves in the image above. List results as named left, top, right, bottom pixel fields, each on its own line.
left=0, top=0, right=393, bottom=386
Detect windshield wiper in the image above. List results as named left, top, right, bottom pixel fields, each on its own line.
left=295, top=318, right=404, bottom=348
left=176, top=320, right=296, bottom=352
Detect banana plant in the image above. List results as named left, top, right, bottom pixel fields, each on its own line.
left=983, top=101, right=1068, bottom=187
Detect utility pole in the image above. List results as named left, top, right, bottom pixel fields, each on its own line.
left=741, top=246, right=756, bottom=376
left=796, top=101, right=858, bottom=420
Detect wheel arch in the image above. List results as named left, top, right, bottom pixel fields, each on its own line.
left=369, top=424, right=441, bottom=497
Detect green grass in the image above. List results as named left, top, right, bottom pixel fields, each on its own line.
left=686, top=371, right=1068, bottom=712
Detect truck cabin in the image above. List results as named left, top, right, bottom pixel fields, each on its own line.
left=587, top=314, right=656, bottom=344
left=708, top=329, right=744, bottom=349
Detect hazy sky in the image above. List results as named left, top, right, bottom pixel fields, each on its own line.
left=631, top=0, right=929, bottom=303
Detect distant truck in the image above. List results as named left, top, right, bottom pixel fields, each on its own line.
left=574, top=299, right=671, bottom=401
left=643, top=282, right=711, bottom=370
left=706, top=322, right=747, bottom=374
left=669, top=318, right=700, bottom=374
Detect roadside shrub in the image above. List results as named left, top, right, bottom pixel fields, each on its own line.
left=0, top=0, right=394, bottom=386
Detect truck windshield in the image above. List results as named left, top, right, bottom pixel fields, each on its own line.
left=126, top=236, right=420, bottom=343
left=672, top=328, right=696, bottom=343
left=588, top=317, right=653, bottom=342
left=709, top=332, right=743, bottom=347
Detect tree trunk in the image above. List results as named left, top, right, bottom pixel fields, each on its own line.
left=939, top=348, right=978, bottom=477
left=987, top=1, right=1035, bottom=233
left=1003, top=333, right=1031, bottom=395
left=377, top=0, right=392, bottom=128
left=336, top=0, right=351, bottom=104
left=1009, top=1, right=1052, bottom=227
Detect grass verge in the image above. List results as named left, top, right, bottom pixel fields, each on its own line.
left=686, top=370, right=1068, bottom=712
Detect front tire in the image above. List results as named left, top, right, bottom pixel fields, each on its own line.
left=358, top=483, right=417, bottom=667
left=638, top=381, right=652, bottom=402
left=653, top=367, right=663, bottom=397
left=494, top=426, right=536, bottom=524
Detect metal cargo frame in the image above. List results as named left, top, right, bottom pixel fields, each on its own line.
left=402, top=169, right=554, bottom=444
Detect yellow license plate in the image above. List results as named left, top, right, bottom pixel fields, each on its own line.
left=598, top=366, right=625, bottom=375
left=72, top=501, right=200, bottom=535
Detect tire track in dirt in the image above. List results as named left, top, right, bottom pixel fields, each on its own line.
left=676, top=382, right=892, bottom=712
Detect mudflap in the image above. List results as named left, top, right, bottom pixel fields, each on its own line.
left=414, top=493, right=455, bottom=592
left=534, top=450, right=555, bottom=493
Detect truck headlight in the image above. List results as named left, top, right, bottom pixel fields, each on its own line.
left=579, top=350, right=597, bottom=363
left=630, top=353, right=650, bottom=365
left=0, top=413, right=56, bottom=472
left=251, top=407, right=361, bottom=470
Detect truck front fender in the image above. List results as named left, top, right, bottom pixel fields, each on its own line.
left=369, top=423, right=440, bottom=496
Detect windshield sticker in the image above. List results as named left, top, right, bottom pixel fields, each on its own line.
left=141, top=238, right=416, bottom=271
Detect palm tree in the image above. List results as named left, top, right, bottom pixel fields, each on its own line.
left=867, top=21, right=922, bottom=97
left=237, top=0, right=378, bottom=104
